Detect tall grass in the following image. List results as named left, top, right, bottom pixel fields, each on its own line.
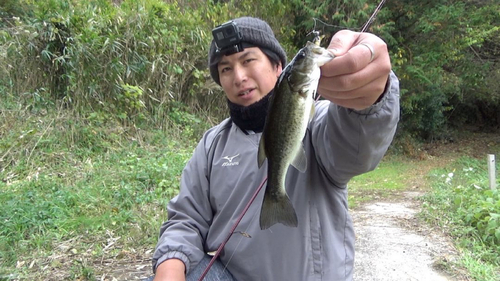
left=0, top=0, right=227, bottom=125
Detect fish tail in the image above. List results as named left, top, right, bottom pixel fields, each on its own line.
left=259, top=193, right=298, bottom=230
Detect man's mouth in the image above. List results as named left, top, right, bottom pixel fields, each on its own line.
left=238, top=89, right=253, bottom=96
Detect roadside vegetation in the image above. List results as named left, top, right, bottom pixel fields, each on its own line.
left=351, top=138, right=500, bottom=281
left=1, top=0, right=499, bottom=280
left=421, top=156, right=500, bottom=281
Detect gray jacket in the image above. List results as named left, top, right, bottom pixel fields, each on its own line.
left=153, top=72, right=400, bottom=280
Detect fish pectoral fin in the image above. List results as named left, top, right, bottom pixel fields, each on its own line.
left=257, top=136, right=267, bottom=168
left=291, top=145, right=307, bottom=173
left=309, top=102, right=316, bottom=122
left=260, top=192, right=298, bottom=230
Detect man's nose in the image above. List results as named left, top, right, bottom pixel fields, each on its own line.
left=233, top=65, right=247, bottom=86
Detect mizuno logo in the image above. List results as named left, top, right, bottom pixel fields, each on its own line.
left=222, top=154, right=240, bottom=167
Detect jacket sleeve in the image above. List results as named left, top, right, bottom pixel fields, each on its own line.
left=151, top=134, right=214, bottom=274
left=310, top=71, right=400, bottom=187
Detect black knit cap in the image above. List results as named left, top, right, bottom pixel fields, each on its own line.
left=208, top=17, right=287, bottom=85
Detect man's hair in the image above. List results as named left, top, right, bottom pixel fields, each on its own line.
left=208, top=17, right=287, bottom=85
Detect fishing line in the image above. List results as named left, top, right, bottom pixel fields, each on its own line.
left=311, top=0, right=387, bottom=37
left=197, top=176, right=268, bottom=281
left=312, top=17, right=355, bottom=33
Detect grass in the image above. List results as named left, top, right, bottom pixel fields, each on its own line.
left=348, top=155, right=412, bottom=208
left=0, top=101, right=203, bottom=280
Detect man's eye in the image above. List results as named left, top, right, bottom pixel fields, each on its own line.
left=221, top=67, right=231, bottom=73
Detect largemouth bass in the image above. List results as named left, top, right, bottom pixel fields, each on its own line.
left=257, top=38, right=335, bottom=230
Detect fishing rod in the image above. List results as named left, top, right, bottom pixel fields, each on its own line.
left=361, top=0, right=386, bottom=33
left=197, top=177, right=268, bottom=281
left=198, top=1, right=387, bottom=280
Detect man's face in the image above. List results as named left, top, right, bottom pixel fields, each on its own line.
left=218, top=47, right=282, bottom=106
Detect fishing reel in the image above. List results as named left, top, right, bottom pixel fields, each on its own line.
left=212, top=21, right=244, bottom=56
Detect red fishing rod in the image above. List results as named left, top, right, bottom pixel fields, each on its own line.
left=197, top=177, right=267, bottom=281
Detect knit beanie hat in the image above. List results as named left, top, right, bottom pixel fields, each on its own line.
left=208, top=17, right=287, bottom=85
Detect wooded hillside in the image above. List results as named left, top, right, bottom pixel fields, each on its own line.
left=1, top=0, right=499, bottom=138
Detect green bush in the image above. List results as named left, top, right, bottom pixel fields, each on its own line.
left=387, top=0, right=500, bottom=138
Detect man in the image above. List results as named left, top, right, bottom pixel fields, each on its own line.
left=151, top=16, right=399, bottom=281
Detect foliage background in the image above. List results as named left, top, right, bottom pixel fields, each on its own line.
left=1, top=0, right=499, bottom=139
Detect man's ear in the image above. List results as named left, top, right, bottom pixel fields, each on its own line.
left=276, top=63, right=283, bottom=76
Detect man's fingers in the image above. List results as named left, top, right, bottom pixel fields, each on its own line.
left=318, top=29, right=391, bottom=110
left=323, top=32, right=389, bottom=77
left=322, top=43, right=378, bottom=77
left=319, top=62, right=390, bottom=95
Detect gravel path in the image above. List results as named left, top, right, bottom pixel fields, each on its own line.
left=352, top=191, right=464, bottom=281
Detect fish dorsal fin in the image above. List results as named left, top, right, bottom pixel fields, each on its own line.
left=291, top=145, right=307, bottom=172
left=257, top=136, right=267, bottom=168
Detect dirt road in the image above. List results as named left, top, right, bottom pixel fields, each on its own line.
left=352, top=191, right=465, bottom=281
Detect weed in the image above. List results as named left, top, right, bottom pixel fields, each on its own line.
left=69, top=259, right=95, bottom=280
